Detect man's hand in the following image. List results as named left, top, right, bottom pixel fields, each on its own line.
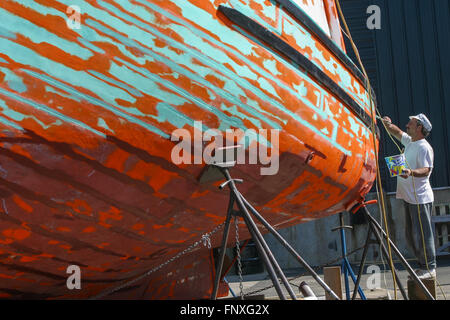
left=399, top=168, right=411, bottom=179
left=381, top=115, right=403, bottom=141
left=400, top=167, right=432, bottom=179
left=382, top=116, right=392, bottom=125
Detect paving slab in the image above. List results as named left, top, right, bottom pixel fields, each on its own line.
left=224, top=258, right=450, bottom=300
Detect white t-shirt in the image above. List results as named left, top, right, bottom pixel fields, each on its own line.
left=396, top=132, right=434, bottom=204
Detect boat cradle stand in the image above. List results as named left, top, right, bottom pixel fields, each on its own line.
left=209, top=164, right=341, bottom=300
left=350, top=200, right=435, bottom=300
left=332, top=212, right=366, bottom=300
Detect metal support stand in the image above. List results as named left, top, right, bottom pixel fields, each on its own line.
left=211, top=166, right=341, bottom=300
left=351, top=200, right=435, bottom=300
left=332, top=212, right=366, bottom=300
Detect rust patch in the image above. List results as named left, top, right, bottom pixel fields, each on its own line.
left=338, top=154, right=348, bottom=173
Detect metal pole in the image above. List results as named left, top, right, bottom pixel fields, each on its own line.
left=338, top=212, right=366, bottom=299
left=222, top=169, right=296, bottom=300
left=241, top=208, right=297, bottom=300
left=242, top=213, right=288, bottom=300
left=239, top=193, right=341, bottom=300
left=363, top=207, right=434, bottom=300
left=351, top=228, right=372, bottom=300
left=367, top=219, right=408, bottom=300
left=339, top=213, right=351, bottom=300
left=224, top=277, right=236, bottom=298
left=211, top=192, right=235, bottom=299
left=343, top=257, right=366, bottom=300
left=299, top=281, right=317, bottom=299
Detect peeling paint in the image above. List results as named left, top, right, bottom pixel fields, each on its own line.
left=0, top=0, right=377, bottom=300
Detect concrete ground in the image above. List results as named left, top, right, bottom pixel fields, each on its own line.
left=224, top=257, right=450, bottom=300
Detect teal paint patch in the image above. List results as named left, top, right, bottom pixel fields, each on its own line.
left=0, top=37, right=136, bottom=107
left=0, top=115, right=23, bottom=131
left=0, top=26, right=16, bottom=39
left=82, top=7, right=285, bottom=129
left=0, top=67, right=27, bottom=93
left=97, top=117, right=114, bottom=134
left=22, top=68, right=169, bottom=139
left=228, top=0, right=281, bottom=37
left=0, top=7, right=93, bottom=60
left=7, top=1, right=356, bottom=153
left=131, top=0, right=364, bottom=147
left=12, top=0, right=62, bottom=17
left=45, top=86, right=82, bottom=102
left=88, top=70, right=143, bottom=98
left=78, top=38, right=106, bottom=54
left=282, top=16, right=337, bottom=72
left=257, top=77, right=281, bottom=99
left=258, top=0, right=277, bottom=21
left=157, top=0, right=258, bottom=56
left=43, top=0, right=157, bottom=67
left=111, top=1, right=289, bottom=128
left=263, top=59, right=281, bottom=76
left=108, top=61, right=187, bottom=107
left=293, top=81, right=307, bottom=97
left=230, top=23, right=339, bottom=143
left=87, top=11, right=279, bottom=131
left=113, top=58, right=242, bottom=132
left=13, top=0, right=149, bottom=66
left=130, top=1, right=295, bottom=127
left=232, top=1, right=370, bottom=112
left=137, top=1, right=259, bottom=82
left=157, top=25, right=285, bottom=126
left=220, top=103, right=257, bottom=128
left=154, top=102, right=193, bottom=129
left=0, top=96, right=64, bottom=130
left=0, top=99, right=25, bottom=121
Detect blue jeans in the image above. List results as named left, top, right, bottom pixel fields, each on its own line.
left=404, top=201, right=436, bottom=269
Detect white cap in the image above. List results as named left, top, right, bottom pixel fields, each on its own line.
left=409, top=113, right=432, bottom=132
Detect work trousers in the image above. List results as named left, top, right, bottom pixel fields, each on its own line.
left=404, top=201, right=436, bottom=270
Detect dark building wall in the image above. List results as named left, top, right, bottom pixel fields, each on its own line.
left=340, top=0, right=450, bottom=192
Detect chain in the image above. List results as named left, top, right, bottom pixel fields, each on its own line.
left=234, top=215, right=244, bottom=300
left=90, top=221, right=226, bottom=300
left=202, top=234, right=212, bottom=249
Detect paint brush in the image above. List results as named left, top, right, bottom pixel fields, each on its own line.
left=376, top=115, right=391, bottom=124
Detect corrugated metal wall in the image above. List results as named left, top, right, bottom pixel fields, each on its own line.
left=340, top=0, right=450, bottom=192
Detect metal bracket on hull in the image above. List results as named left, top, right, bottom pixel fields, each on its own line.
left=211, top=166, right=341, bottom=300
left=198, top=145, right=243, bottom=184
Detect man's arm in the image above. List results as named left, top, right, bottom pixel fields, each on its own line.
left=381, top=116, right=404, bottom=141
left=399, top=167, right=431, bottom=179
left=400, top=145, right=433, bottom=179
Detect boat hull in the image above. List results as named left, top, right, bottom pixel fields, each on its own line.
left=0, top=0, right=378, bottom=299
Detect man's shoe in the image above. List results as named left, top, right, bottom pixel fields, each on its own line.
left=416, top=268, right=436, bottom=280
left=408, top=269, right=422, bottom=279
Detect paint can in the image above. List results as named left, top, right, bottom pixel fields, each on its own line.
left=384, top=154, right=407, bottom=177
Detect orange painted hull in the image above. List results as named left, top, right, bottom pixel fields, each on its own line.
left=0, top=0, right=378, bottom=299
